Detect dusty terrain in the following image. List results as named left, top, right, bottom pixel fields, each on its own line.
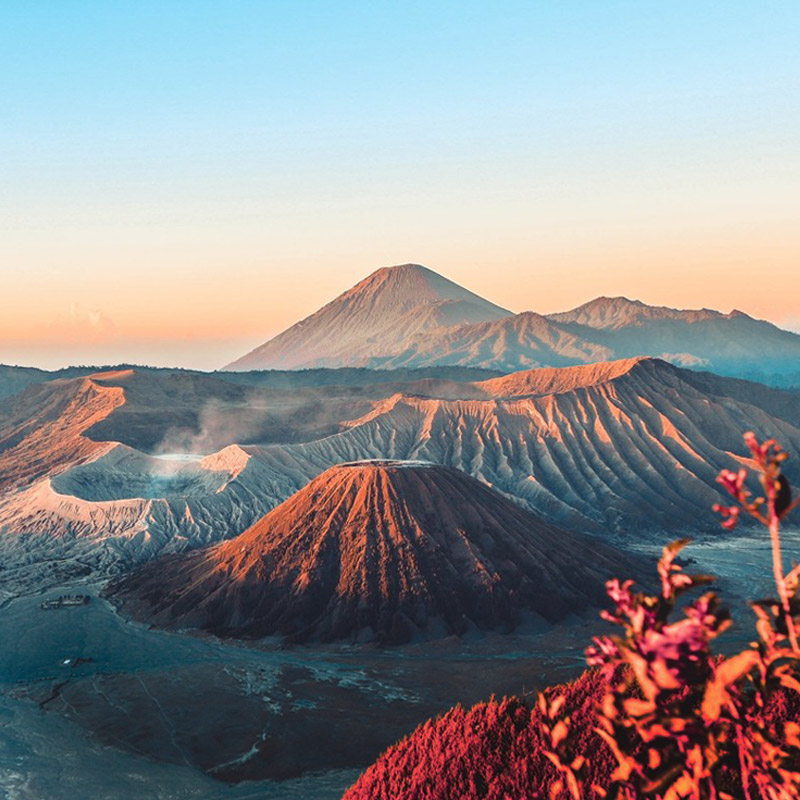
left=2, top=357, right=799, bottom=604
left=2, top=582, right=596, bottom=796
left=4, top=530, right=798, bottom=798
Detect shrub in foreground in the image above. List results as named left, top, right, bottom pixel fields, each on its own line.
left=342, top=667, right=614, bottom=800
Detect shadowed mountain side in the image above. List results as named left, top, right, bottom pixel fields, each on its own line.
left=81, top=370, right=496, bottom=454
left=106, top=462, right=638, bottom=645
left=214, top=364, right=503, bottom=389
left=0, top=363, right=502, bottom=406
left=0, top=366, right=498, bottom=488
left=0, top=365, right=75, bottom=401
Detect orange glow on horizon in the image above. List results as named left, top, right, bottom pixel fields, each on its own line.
left=2, top=182, right=798, bottom=370
left=2, top=236, right=799, bottom=371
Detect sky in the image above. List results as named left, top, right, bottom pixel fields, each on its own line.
left=1, top=1, right=799, bottom=369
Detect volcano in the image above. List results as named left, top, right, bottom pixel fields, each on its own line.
left=223, top=265, right=800, bottom=381
left=223, top=263, right=511, bottom=370
left=107, top=461, right=634, bottom=644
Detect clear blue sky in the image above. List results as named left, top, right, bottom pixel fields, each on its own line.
left=2, top=1, right=799, bottom=368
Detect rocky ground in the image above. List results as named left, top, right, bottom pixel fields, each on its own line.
left=3, top=529, right=798, bottom=799
left=1, top=578, right=596, bottom=799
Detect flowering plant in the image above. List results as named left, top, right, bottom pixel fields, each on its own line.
left=542, top=433, right=800, bottom=800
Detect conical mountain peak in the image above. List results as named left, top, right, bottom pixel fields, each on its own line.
left=224, top=264, right=510, bottom=370
left=107, top=461, right=636, bottom=644
left=334, top=263, right=506, bottom=314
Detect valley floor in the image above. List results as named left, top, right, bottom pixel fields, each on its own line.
left=0, top=581, right=591, bottom=799
left=2, top=528, right=798, bottom=800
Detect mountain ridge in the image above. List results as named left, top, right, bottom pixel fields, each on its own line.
left=546, top=295, right=753, bottom=329
left=2, top=357, right=799, bottom=598
left=223, top=264, right=800, bottom=381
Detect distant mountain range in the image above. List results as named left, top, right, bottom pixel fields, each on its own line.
left=225, top=264, right=800, bottom=384
left=107, top=461, right=636, bottom=644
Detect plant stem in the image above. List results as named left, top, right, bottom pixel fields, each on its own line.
left=736, top=725, right=753, bottom=800
left=768, top=500, right=800, bottom=654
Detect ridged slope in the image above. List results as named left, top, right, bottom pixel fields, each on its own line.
left=546, top=297, right=800, bottom=375
left=3, top=358, right=800, bottom=588
left=0, top=372, right=126, bottom=491
left=547, top=296, right=739, bottom=329
left=478, top=356, right=647, bottom=397
left=370, top=311, right=612, bottom=370
left=107, top=461, right=632, bottom=644
left=343, top=669, right=612, bottom=800
left=342, top=665, right=800, bottom=799
left=245, top=358, right=800, bottom=533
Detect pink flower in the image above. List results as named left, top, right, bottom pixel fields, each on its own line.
left=717, top=468, right=747, bottom=498
left=744, top=431, right=776, bottom=465
left=586, top=636, right=620, bottom=666
left=712, top=504, right=741, bottom=530
left=607, top=578, right=635, bottom=611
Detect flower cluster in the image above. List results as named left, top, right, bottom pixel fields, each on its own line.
left=542, top=433, right=800, bottom=800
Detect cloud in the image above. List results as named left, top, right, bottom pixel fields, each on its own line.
left=51, top=303, right=117, bottom=343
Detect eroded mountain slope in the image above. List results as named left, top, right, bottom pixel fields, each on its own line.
left=242, top=358, right=800, bottom=532
left=107, top=462, right=636, bottom=643
left=1, top=358, right=798, bottom=590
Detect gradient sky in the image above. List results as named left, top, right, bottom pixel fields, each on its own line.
left=2, top=1, right=799, bottom=369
